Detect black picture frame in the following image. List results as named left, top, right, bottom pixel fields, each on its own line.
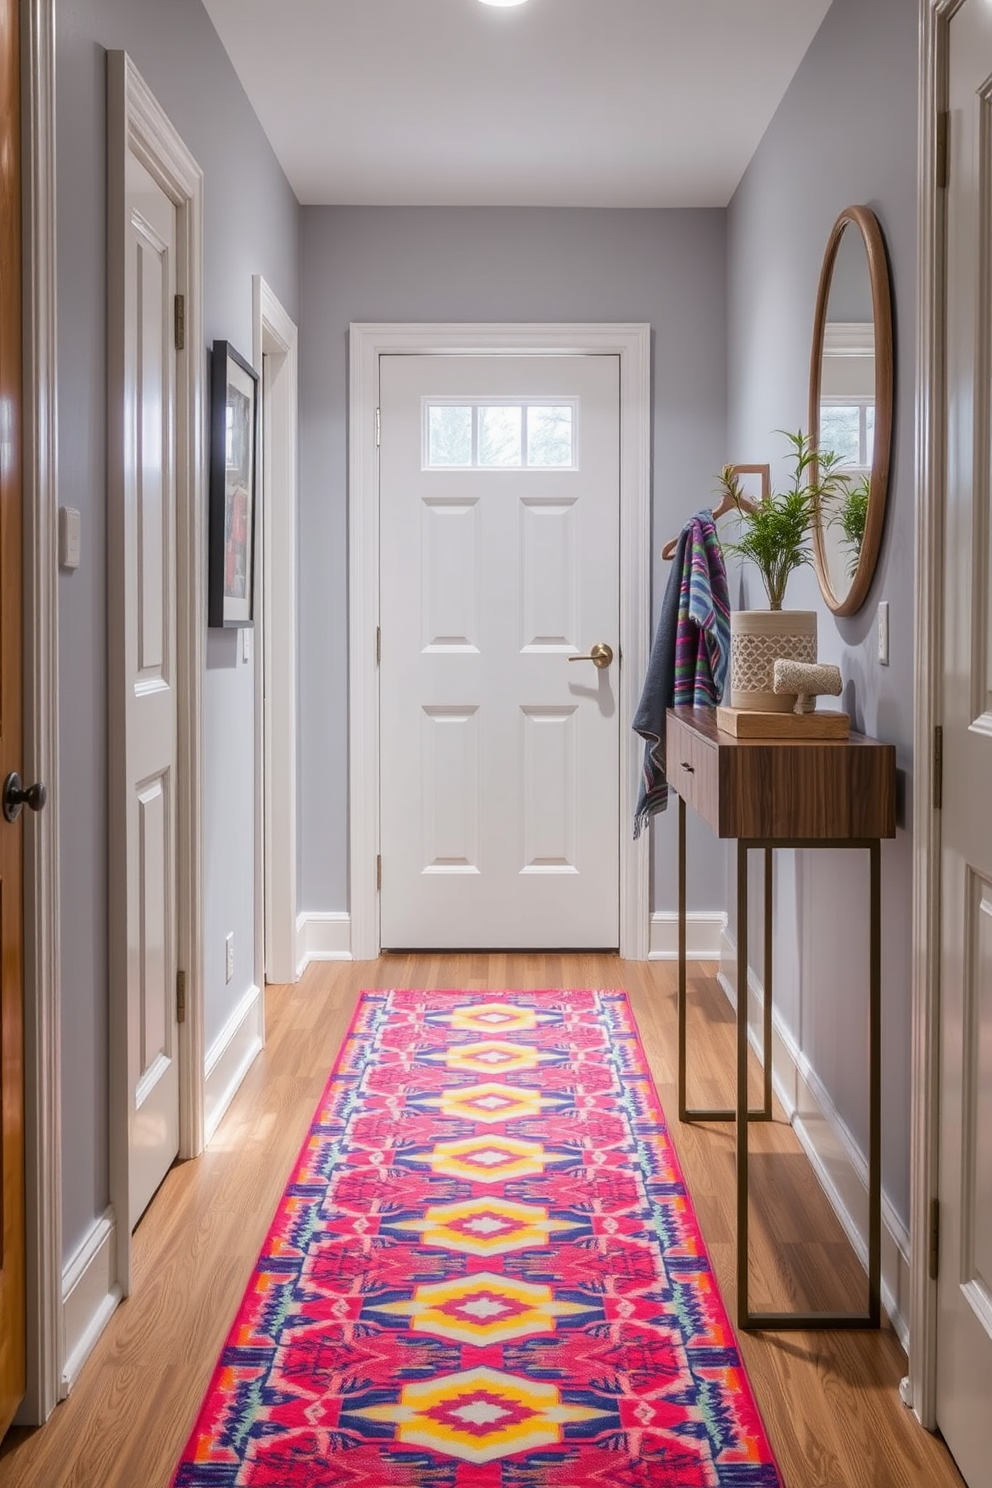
left=209, top=340, right=258, bottom=628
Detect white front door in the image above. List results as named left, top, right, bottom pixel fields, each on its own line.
left=378, top=354, right=620, bottom=949
left=121, top=151, right=180, bottom=1228
left=937, top=5, right=992, bottom=1482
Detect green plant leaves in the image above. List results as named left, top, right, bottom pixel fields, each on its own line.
left=719, top=430, right=853, bottom=610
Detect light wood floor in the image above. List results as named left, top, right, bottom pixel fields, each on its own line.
left=0, top=955, right=966, bottom=1488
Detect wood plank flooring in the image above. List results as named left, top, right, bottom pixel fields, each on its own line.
left=0, top=954, right=966, bottom=1488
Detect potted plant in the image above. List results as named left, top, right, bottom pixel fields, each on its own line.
left=719, top=430, right=851, bottom=711
left=829, top=473, right=870, bottom=578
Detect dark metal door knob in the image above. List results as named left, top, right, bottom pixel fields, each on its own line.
left=2, top=772, right=48, bottom=824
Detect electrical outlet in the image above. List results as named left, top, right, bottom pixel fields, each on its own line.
left=225, top=932, right=234, bottom=984
left=877, top=601, right=889, bottom=666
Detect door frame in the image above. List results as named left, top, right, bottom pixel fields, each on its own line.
left=348, top=323, right=651, bottom=961
left=909, top=0, right=963, bottom=1430
left=252, top=277, right=299, bottom=988
left=106, top=51, right=205, bottom=1294
left=20, top=0, right=61, bottom=1425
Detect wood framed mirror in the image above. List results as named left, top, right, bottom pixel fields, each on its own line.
left=808, top=205, right=893, bottom=616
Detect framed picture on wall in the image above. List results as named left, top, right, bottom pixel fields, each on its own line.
left=209, top=340, right=258, bottom=627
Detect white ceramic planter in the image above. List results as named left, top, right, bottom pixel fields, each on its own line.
left=730, top=610, right=817, bottom=712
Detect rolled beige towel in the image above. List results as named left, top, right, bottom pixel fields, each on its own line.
left=773, top=659, right=843, bottom=715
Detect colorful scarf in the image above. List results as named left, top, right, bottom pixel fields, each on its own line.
left=674, top=514, right=730, bottom=706
left=633, top=513, right=729, bottom=836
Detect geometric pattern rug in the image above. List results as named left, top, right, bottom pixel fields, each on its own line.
left=173, top=989, right=783, bottom=1486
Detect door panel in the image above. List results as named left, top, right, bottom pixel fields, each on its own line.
left=938, top=4, right=992, bottom=1482
left=124, top=154, right=179, bottom=1229
left=520, top=499, right=577, bottom=649
left=520, top=706, right=578, bottom=872
left=0, top=0, right=25, bottom=1435
left=135, top=225, right=170, bottom=676
left=423, top=499, right=479, bottom=649
left=422, top=706, right=480, bottom=873
left=379, top=355, right=619, bottom=949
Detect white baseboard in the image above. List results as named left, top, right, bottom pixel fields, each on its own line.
left=61, top=1208, right=121, bottom=1397
left=718, top=927, right=910, bottom=1348
left=296, top=911, right=352, bottom=975
left=649, top=911, right=725, bottom=961
left=204, top=983, right=264, bottom=1145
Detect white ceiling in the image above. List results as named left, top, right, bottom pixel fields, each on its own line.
left=201, top=0, right=834, bottom=208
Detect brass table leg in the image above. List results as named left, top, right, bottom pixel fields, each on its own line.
left=763, top=846, right=773, bottom=1118
left=737, top=837, right=882, bottom=1331
left=677, top=796, right=773, bottom=1124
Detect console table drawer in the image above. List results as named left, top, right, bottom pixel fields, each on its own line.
left=667, top=714, right=719, bottom=827
left=666, top=706, right=896, bottom=841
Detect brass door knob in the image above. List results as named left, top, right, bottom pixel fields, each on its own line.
left=568, top=642, right=614, bottom=669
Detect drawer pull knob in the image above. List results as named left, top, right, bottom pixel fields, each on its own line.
left=681, top=761, right=695, bottom=774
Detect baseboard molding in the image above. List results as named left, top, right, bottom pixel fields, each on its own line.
left=649, top=911, right=725, bottom=961
left=718, top=927, right=910, bottom=1348
left=60, top=1208, right=121, bottom=1397
left=296, top=912, right=352, bottom=975
left=203, top=983, right=264, bottom=1145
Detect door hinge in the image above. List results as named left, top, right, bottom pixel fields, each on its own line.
left=376, top=626, right=381, bottom=667
left=933, top=724, right=944, bottom=811
left=376, top=854, right=382, bottom=891
left=174, top=293, right=186, bottom=352
left=936, top=111, right=949, bottom=190
left=929, top=1197, right=940, bottom=1281
left=375, top=407, right=381, bottom=448
left=176, top=968, right=187, bottom=1025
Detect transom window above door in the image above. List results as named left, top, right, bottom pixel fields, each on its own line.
left=425, top=399, right=578, bottom=470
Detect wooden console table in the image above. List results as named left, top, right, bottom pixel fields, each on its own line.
left=666, top=705, right=896, bottom=1330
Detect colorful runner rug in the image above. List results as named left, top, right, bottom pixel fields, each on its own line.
left=173, top=989, right=782, bottom=1487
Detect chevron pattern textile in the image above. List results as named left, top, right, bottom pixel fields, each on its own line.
left=173, top=989, right=782, bottom=1487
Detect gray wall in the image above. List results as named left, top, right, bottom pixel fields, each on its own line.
left=298, top=205, right=730, bottom=920
left=726, top=0, right=918, bottom=1226
left=57, top=0, right=300, bottom=1261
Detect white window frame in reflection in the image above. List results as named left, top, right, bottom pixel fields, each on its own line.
left=819, top=395, right=874, bottom=472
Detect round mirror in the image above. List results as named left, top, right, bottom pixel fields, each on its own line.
left=808, top=206, right=893, bottom=616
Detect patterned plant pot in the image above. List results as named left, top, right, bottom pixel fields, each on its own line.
left=730, top=609, right=817, bottom=712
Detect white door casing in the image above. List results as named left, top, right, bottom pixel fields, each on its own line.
left=934, top=6, right=992, bottom=1481
left=20, top=0, right=63, bottom=1424
left=349, top=324, right=651, bottom=961
left=108, top=52, right=204, bottom=1291
left=379, top=355, right=620, bottom=948
left=252, top=276, right=299, bottom=988
left=910, top=0, right=958, bottom=1431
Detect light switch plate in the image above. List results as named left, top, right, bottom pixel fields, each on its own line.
left=242, top=628, right=252, bottom=663
left=58, top=506, right=81, bottom=570
left=224, top=932, right=234, bottom=984
left=877, top=601, right=889, bottom=665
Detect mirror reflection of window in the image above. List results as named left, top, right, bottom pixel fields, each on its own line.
left=819, top=318, right=875, bottom=592
left=820, top=401, right=874, bottom=470
left=820, top=321, right=875, bottom=460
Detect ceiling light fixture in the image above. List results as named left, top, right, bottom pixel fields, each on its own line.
left=478, top=0, right=530, bottom=7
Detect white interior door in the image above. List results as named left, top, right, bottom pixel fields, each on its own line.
left=122, top=151, right=180, bottom=1228
left=937, top=5, right=992, bottom=1482
left=378, top=354, right=620, bottom=949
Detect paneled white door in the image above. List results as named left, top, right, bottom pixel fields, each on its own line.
left=121, top=151, right=180, bottom=1228
left=379, top=354, right=620, bottom=949
left=937, top=5, right=992, bottom=1482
